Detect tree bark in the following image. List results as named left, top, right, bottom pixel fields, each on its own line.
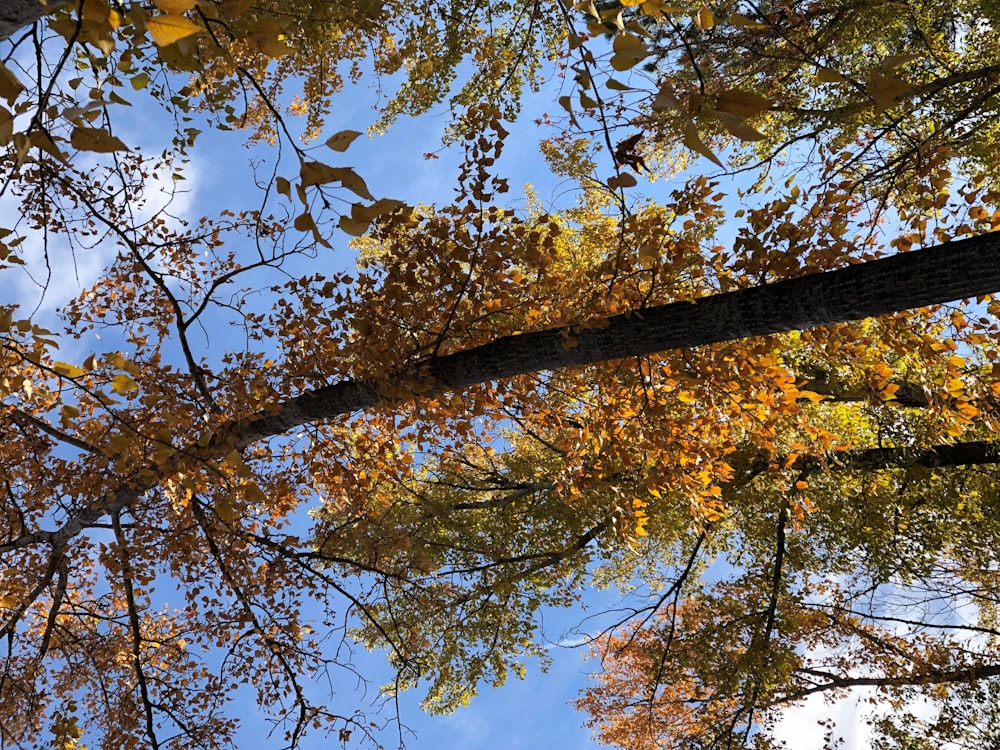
left=228, top=230, right=1000, bottom=446
left=0, top=0, right=68, bottom=40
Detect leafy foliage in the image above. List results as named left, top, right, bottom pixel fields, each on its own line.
left=2, top=1, right=1000, bottom=749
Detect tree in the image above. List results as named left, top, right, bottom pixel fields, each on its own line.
left=3, top=1, right=1000, bottom=749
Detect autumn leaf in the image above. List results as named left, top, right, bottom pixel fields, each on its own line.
left=110, top=373, right=139, bottom=395
left=0, top=61, right=24, bottom=105
left=682, top=122, right=722, bottom=166
left=715, top=89, right=772, bottom=118
left=300, top=161, right=375, bottom=200
left=610, top=33, right=651, bottom=71
left=607, top=173, right=638, bottom=189
left=70, top=126, right=129, bottom=153
left=325, top=129, right=364, bottom=152
left=153, top=0, right=197, bottom=12
left=147, top=13, right=203, bottom=46
left=693, top=5, right=715, bottom=29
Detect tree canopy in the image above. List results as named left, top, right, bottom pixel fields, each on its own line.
left=2, top=1, right=1000, bottom=748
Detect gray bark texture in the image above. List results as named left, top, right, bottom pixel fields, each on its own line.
left=0, top=0, right=67, bottom=40
left=228, top=230, right=1000, bottom=446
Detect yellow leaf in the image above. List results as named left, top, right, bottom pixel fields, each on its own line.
left=29, top=131, right=68, bottom=164
left=712, top=109, right=765, bottom=141
left=867, top=71, right=912, bottom=111
left=339, top=214, right=372, bottom=236
left=111, top=373, right=139, bottom=395
left=70, top=126, right=129, bottom=153
left=243, top=482, right=268, bottom=504
left=248, top=17, right=295, bottom=57
left=882, top=54, right=918, bottom=69
left=300, top=162, right=375, bottom=200
left=610, top=33, right=650, bottom=71
left=638, top=242, right=658, bottom=261
left=607, top=173, right=638, bottom=189
left=715, top=89, right=772, bottom=118
left=574, top=0, right=600, bottom=19
left=220, top=0, right=254, bottom=16
left=677, top=390, right=697, bottom=403
left=694, top=5, right=715, bottom=29
left=325, top=129, right=363, bottom=152
left=599, top=7, right=624, bottom=31
left=682, top=122, right=723, bottom=167
left=294, top=211, right=318, bottom=233
left=729, top=12, right=768, bottom=29
left=147, top=13, right=202, bottom=46
left=651, top=83, right=681, bottom=113
left=215, top=495, right=238, bottom=523
left=54, top=362, right=86, bottom=378
left=153, top=0, right=196, bottom=12
left=817, top=68, right=847, bottom=83
left=880, top=383, right=900, bottom=400
left=0, top=106, right=12, bottom=145
left=0, top=61, right=25, bottom=105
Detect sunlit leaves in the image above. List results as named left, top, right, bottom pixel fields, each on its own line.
left=1, top=1, right=1000, bottom=748
left=146, top=13, right=202, bottom=46
left=610, top=32, right=650, bottom=71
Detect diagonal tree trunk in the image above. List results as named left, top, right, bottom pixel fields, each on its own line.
left=8, top=232, right=1000, bottom=554
left=227, top=231, right=1000, bottom=447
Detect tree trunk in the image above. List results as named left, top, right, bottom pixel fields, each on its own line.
left=229, top=230, right=1000, bottom=445
left=0, top=0, right=67, bottom=40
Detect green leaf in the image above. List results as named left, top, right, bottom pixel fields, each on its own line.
left=130, top=72, right=151, bottom=91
